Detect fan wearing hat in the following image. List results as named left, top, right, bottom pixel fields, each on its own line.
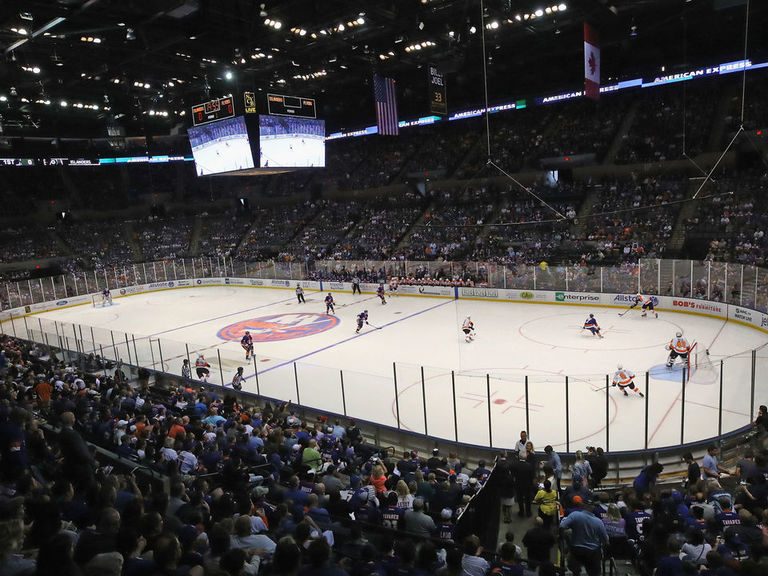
left=559, top=494, right=608, bottom=576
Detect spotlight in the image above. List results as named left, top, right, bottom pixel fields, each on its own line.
left=126, top=27, right=135, bottom=40
left=225, top=71, right=233, bottom=79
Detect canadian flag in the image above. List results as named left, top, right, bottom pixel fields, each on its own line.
left=584, top=23, right=600, bottom=100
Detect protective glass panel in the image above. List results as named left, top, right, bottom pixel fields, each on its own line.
left=341, top=368, right=398, bottom=428
left=421, top=365, right=457, bottom=441
left=505, top=264, right=534, bottom=290
left=534, top=264, right=566, bottom=291
left=453, top=371, right=491, bottom=447
left=394, top=363, right=426, bottom=436
left=569, top=373, right=610, bottom=453
left=295, top=362, right=345, bottom=416
left=720, top=352, right=753, bottom=437
left=646, top=368, right=685, bottom=450
left=526, top=374, right=567, bottom=453
left=708, top=262, right=727, bottom=303
left=602, top=264, right=638, bottom=294
left=639, top=259, right=659, bottom=295
left=692, top=261, right=710, bottom=300
left=486, top=372, right=528, bottom=451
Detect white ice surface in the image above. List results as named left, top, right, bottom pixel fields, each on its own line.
left=17, top=287, right=768, bottom=452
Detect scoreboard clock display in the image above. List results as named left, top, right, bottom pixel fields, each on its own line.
left=267, top=93, right=316, bottom=118
left=191, top=96, right=235, bottom=126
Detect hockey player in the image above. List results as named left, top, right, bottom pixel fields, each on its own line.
left=666, top=332, right=692, bottom=368
left=195, top=355, right=211, bottom=382
left=231, top=366, right=245, bottom=391
left=389, top=277, right=399, bottom=294
left=101, top=288, right=113, bottom=307
left=377, top=283, right=387, bottom=305
left=356, top=310, right=369, bottom=334
left=611, top=364, right=644, bottom=397
left=296, top=284, right=305, bottom=304
left=583, top=314, right=604, bottom=338
left=241, top=331, right=254, bottom=361
left=325, top=293, right=335, bottom=314
left=462, top=316, right=475, bottom=343
left=630, top=293, right=658, bottom=318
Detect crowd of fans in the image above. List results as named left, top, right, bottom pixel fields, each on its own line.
left=2, top=330, right=768, bottom=575
left=0, top=333, right=522, bottom=576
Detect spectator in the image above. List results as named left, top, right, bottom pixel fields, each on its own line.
left=461, top=535, right=490, bottom=576
left=403, top=498, right=435, bottom=537
left=559, top=496, right=608, bottom=576
left=522, top=517, right=557, bottom=570
left=701, top=445, right=731, bottom=481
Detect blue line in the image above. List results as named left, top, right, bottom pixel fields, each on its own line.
left=253, top=298, right=454, bottom=377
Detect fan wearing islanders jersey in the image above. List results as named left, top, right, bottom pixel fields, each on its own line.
left=630, top=293, right=658, bottom=318
left=583, top=314, right=603, bottom=338
left=611, top=363, right=644, bottom=397
left=666, top=332, right=691, bottom=368
left=240, top=331, right=253, bottom=360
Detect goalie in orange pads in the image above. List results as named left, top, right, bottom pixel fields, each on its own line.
left=666, top=332, right=692, bottom=368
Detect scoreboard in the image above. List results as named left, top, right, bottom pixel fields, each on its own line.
left=191, top=96, right=235, bottom=126
left=267, top=93, right=316, bottom=118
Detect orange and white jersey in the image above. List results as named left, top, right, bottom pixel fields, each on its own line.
left=195, top=357, right=210, bottom=368
left=612, top=369, right=635, bottom=386
left=634, top=294, right=649, bottom=305
left=668, top=336, right=691, bottom=354
left=462, top=317, right=473, bottom=330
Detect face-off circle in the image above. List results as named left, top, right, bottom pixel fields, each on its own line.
left=217, top=313, right=340, bottom=342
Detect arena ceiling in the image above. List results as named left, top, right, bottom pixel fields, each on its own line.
left=0, top=0, right=765, bottom=137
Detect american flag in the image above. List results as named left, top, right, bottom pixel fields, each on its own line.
left=373, top=75, right=399, bottom=136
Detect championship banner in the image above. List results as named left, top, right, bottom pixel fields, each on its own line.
left=429, top=64, right=447, bottom=115
left=584, top=23, right=600, bottom=100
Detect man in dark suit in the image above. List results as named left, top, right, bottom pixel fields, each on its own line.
left=58, top=411, right=95, bottom=491
left=513, top=451, right=535, bottom=517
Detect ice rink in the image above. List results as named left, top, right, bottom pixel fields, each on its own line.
left=15, top=287, right=768, bottom=452
left=192, top=138, right=255, bottom=175
left=259, top=135, right=325, bottom=167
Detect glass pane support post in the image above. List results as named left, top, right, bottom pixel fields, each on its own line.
left=680, top=367, right=687, bottom=445
left=393, top=363, right=400, bottom=429
left=486, top=374, right=492, bottom=448
left=605, top=374, right=610, bottom=452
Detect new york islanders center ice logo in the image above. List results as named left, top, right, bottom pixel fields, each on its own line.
left=217, top=313, right=340, bottom=342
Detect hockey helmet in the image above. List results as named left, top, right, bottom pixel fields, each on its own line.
left=245, top=331, right=250, bottom=335
left=636, top=293, right=642, bottom=298
left=364, top=310, right=368, bottom=313
left=675, top=331, right=682, bottom=338
left=589, top=313, right=594, bottom=318
left=617, top=363, right=623, bottom=370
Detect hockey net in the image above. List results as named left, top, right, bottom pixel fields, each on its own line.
left=91, top=294, right=113, bottom=307
left=686, top=341, right=698, bottom=382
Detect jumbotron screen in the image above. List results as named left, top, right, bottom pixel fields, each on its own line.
left=258, top=115, right=325, bottom=168
left=187, top=116, right=255, bottom=176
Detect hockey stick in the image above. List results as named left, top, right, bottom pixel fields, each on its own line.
left=618, top=307, right=634, bottom=317
left=594, top=383, right=614, bottom=393
left=367, top=322, right=383, bottom=330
